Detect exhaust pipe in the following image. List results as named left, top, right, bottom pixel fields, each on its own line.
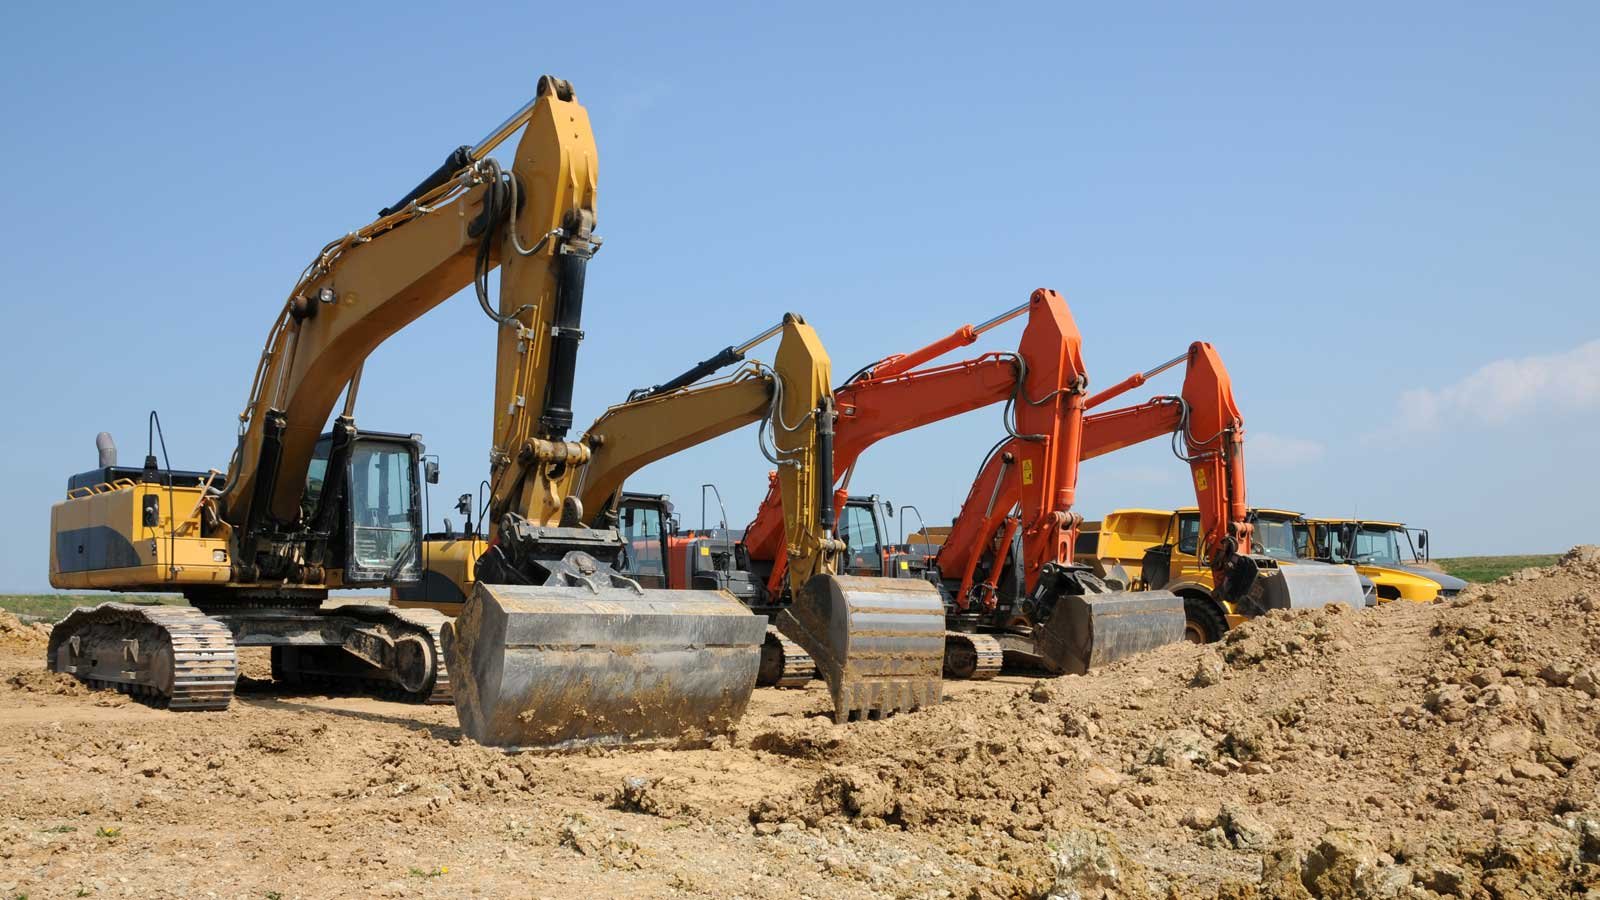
left=96, top=432, right=117, bottom=467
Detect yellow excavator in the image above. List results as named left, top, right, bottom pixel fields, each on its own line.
left=46, top=76, right=771, bottom=749
left=405, top=313, right=948, bottom=721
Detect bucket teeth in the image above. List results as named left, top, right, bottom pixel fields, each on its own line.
left=777, top=574, right=946, bottom=724
left=444, top=582, right=764, bottom=749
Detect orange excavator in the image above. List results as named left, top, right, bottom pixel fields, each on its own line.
left=735, top=289, right=1187, bottom=678
left=921, top=342, right=1362, bottom=667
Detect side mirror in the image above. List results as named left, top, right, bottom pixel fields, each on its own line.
left=1417, top=532, right=1427, bottom=549
left=883, top=500, right=895, bottom=518
left=455, top=493, right=472, bottom=516
left=424, top=460, right=440, bottom=484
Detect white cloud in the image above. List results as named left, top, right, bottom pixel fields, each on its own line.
left=1384, top=338, right=1600, bottom=435
left=1248, top=432, right=1326, bottom=467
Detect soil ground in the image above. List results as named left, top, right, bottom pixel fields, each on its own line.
left=3, top=550, right=1599, bottom=899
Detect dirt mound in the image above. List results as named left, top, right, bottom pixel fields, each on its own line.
left=747, top=547, right=1600, bottom=897
left=0, top=610, right=50, bottom=650
left=6, top=669, right=89, bottom=696
left=3, top=549, right=1599, bottom=898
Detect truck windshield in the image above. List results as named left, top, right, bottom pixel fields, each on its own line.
left=1252, top=515, right=1310, bottom=561
left=1351, top=525, right=1412, bottom=565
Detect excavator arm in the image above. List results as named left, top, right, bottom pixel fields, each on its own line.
left=1076, top=343, right=1362, bottom=620
left=217, top=76, right=598, bottom=586
left=1075, top=343, right=1252, bottom=597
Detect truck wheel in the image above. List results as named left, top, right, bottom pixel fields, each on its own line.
left=1183, top=596, right=1228, bottom=644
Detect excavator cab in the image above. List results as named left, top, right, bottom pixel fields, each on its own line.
left=302, top=431, right=428, bottom=585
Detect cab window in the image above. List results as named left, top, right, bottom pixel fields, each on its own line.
left=1352, top=526, right=1403, bottom=565
left=619, top=504, right=666, bottom=588
left=839, top=504, right=882, bottom=574
left=1251, top=516, right=1307, bottom=561
left=347, top=442, right=419, bottom=580
left=1175, top=513, right=1200, bottom=556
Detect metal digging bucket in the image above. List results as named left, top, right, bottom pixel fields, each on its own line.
left=441, top=581, right=764, bottom=750
left=1246, top=558, right=1365, bottom=614
left=776, top=574, right=945, bottom=723
left=1031, top=567, right=1186, bottom=675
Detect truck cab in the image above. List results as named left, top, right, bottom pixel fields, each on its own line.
left=1305, top=518, right=1464, bottom=603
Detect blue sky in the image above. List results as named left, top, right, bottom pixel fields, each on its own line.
left=2, top=3, right=1596, bottom=590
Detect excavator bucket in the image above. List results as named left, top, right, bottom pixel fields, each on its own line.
left=441, top=581, right=765, bottom=749
left=777, top=573, right=945, bottom=723
left=1242, top=558, right=1365, bottom=613
left=1031, top=569, right=1187, bottom=675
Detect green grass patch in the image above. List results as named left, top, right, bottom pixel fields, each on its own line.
left=0, top=595, right=184, bottom=624
left=1435, top=555, right=1561, bottom=584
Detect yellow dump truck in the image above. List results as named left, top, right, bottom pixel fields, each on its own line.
left=1305, top=518, right=1465, bottom=603
left=1085, top=507, right=1369, bottom=642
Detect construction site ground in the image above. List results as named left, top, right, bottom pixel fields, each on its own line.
left=4, top=549, right=1600, bottom=899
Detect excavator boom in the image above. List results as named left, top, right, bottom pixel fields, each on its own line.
left=1079, top=342, right=1365, bottom=626
left=924, top=291, right=1186, bottom=674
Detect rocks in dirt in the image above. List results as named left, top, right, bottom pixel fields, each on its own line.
left=1509, top=759, right=1556, bottom=781
left=1484, top=726, right=1534, bottom=756
left=1145, top=729, right=1212, bottom=769
left=1181, top=804, right=1276, bottom=853
left=1043, top=827, right=1154, bottom=900
left=6, top=670, right=88, bottom=696
left=1479, top=820, right=1591, bottom=898
left=246, top=723, right=328, bottom=754
left=751, top=767, right=899, bottom=829
left=1192, top=650, right=1225, bottom=687
left=0, top=612, right=51, bottom=651
left=1298, top=829, right=1411, bottom=899
left=1221, top=718, right=1272, bottom=763
left=1218, top=804, right=1276, bottom=852
left=1424, top=683, right=1471, bottom=722
left=557, top=814, right=642, bottom=869
left=611, top=776, right=691, bottom=819
left=1540, top=736, right=1584, bottom=769
left=1537, top=660, right=1576, bottom=687
left=1572, top=668, right=1600, bottom=699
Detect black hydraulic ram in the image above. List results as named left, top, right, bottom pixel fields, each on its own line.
left=539, top=212, right=598, bottom=439
left=377, top=76, right=574, bottom=218
left=628, top=319, right=786, bottom=401
left=816, top=398, right=837, bottom=533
